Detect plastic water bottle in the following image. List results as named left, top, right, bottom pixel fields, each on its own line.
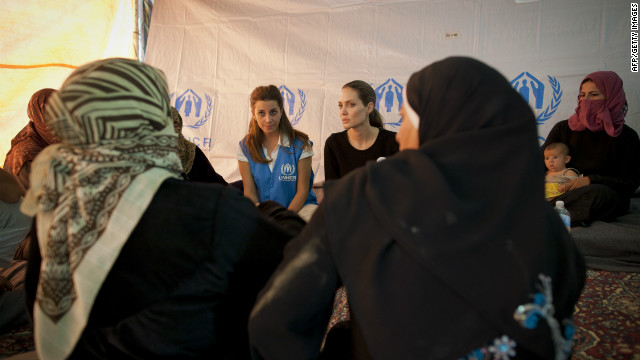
left=555, top=201, right=571, bottom=232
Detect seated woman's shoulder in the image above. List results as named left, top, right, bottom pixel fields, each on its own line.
left=326, top=130, right=348, bottom=141
left=379, top=127, right=397, bottom=137
left=622, top=124, right=640, bottom=138
left=158, top=178, right=234, bottom=200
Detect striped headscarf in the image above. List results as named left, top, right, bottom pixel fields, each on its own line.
left=21, top=58, right=183, bottom=360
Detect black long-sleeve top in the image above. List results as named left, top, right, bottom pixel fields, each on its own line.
left=543, top=120, right=640, bottom=196
left=323, top=129, right=398, bottom=180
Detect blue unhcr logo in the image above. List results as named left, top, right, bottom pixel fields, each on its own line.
left=170, top=89, right=213, bottom=129
left=279, top=85, right=307, bottom=126
left=375, top=78, right=403, bottom=127
left=510, top=72, right=562, bottom=125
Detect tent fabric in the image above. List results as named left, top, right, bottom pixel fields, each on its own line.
left=144, top=0, right=639, bottom=183
left=1, top=0, right=136, bottom=166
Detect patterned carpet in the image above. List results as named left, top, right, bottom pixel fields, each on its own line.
left=327, top=270, right=640, bottom=359
left=1, top=270, right=638, bottom=359
left=572, top=269, right=640, bottom=360
left=0, top=324, right=34, bottom=359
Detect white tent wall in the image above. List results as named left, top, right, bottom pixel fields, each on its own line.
left=149, top=0, right=637, bottom=183
left=0, top=0, right=137, bottom=166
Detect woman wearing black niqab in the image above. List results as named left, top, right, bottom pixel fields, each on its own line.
left=249, top=57, right=585, bottom=360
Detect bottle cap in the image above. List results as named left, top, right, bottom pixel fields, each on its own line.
left=556, top=200, right=564, bottom=207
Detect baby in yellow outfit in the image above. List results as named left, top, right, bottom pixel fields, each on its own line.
left=544, top=143, right=580, bottom=200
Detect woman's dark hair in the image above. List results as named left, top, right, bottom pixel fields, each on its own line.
left=581, top=78, right=593, bottom=85
left=242, top=85, right=311, bottom=163
left=342, top=80, right=384, bottom=128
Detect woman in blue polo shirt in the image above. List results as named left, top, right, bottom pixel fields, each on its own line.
left=238, top=85, right=317, bottom=221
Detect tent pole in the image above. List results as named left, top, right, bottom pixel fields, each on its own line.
left=137, top=0, right=144, bottom=61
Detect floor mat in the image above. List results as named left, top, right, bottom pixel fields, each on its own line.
left=573, top=269, right=640, bottom=360
left=0, top=324, right=34, bottom=359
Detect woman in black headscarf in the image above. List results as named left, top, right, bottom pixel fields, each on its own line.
left=249, top=57, right=585, bottom=359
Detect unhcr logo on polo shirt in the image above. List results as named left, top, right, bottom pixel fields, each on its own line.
left=278, top=85, right=307, bottom=126
left=279, top=162, right=296, bottom=181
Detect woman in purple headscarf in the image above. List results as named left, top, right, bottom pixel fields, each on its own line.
left=3, top=88, right=59, bottom=192
left=543, top=71, right=640, bottom=226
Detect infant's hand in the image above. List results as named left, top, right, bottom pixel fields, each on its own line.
left=559, top=176, right=590, bottom=193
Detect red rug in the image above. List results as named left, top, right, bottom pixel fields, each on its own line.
left=2, top=270, right=638, bottom=359
left=572, top=269, right=640, bottom=360
left=0, top=324, right=34, bottom=359
left=326, top=270, right=640, bottom=359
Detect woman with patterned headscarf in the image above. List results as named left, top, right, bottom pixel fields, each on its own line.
left=22, top=58, right=301, bottom=360
left=542, top=71, right=640, bottom=226
left=3, top=88, right=59, bottom=192
left=170, top=106, right=227, bottom=184
left=249, top=57, right=585, bottom=359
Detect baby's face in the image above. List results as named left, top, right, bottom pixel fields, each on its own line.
left=544, top=149, right=569, bottom=172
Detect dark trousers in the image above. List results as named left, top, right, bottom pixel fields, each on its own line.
left=551, top=184, right=630, bottom=225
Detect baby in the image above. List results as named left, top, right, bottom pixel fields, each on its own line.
left=544, top=143, right=580, bottom=200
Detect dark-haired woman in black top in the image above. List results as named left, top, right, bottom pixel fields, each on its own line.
left=324, top=80, right=398, bottom=181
